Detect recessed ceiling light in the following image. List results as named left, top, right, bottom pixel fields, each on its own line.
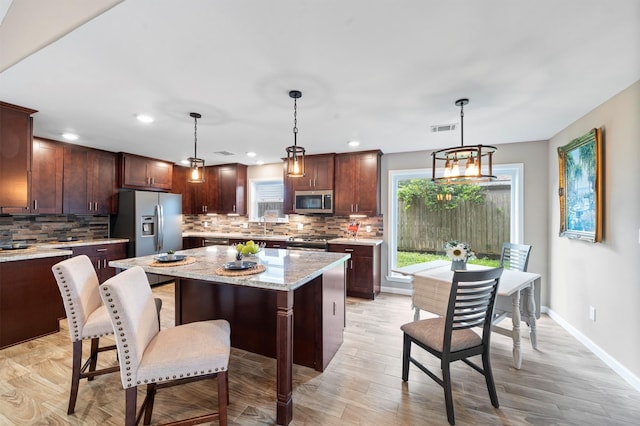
left=62, top=133, right=78, bottom=141
left=348, top=140, right=360, bottom=147
left=247, top=152, right=257, bottom=157
left=256, top=160, right=265, bottom=165
left=136, top=114, right=154, bottom=123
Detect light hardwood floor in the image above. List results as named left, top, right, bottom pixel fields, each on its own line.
left=1, top=282, right=639, bottom=425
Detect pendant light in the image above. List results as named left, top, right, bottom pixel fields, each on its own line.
left=431, top=99, right=497, bottom=183
left=285, top=90, right=305, bottom=177
left=187, top=112, right=205, bottom=183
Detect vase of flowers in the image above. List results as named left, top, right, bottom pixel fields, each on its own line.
left=444, top=240, right=475, bottom=271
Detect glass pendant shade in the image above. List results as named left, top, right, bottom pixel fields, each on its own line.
left=187, top=112, right=205, bottom=183
left=431, top=98, right=497, bottom=184
left=188, top=157, right=205, bottom=183
left=286, top=90, right=306, bottom=177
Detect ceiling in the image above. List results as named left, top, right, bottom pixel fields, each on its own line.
left=1, top=0, right=638, bottom=167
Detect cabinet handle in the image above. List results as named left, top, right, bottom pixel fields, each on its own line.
left=344, top=248, right=354, bottom=252
left=349, top=260, right=353, bottom=269
left=272, top=244, right=281, bottom=248
left=94, top=202, right=99, bottom=211
left=355, top=204, right=358, bottom=212
left=103, top=259, right=107, bottom=268
left=96, top=260, right=101, bottom=269
left=333, top=301, right=336, bottom=316
left=233, top=204, right=236, bottom=212
left=151, top=177, right=155, bottom=184
left=33, top=199, right=38, bottom=210
left=96, top=248, right=107, bottom=252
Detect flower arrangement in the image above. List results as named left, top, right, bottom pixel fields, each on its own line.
left=444, top=240, right=475, bottom=262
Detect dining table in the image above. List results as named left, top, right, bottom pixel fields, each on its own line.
left=394, top=260, right=541, bottom=369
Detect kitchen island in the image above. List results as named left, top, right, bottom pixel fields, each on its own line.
left=110, top=245, right=350, bottom=426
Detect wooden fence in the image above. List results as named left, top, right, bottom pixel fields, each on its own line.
left=397, top=186, right=510, bottom=258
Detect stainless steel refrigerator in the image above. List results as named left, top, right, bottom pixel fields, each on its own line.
left=111, top=190, right=183, bottom=258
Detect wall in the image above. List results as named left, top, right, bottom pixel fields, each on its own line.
left=380, top=140, right=549, bottom=303
left=548, top=80, right=640, bottom=380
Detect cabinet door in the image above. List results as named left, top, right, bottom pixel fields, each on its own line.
left=349, top=255, right=374, bottom=297
left=217, top=164, right=246, bottom=214
left=72, top=243, right=126, bottom=282
left=193, top=166, right=218, bottom=214
left=121, top=154, right=150, bottom=187
left=333, top=155, right=357, bottom=216
left=31, top=138, right=63, bottom=214
left=90, top=150, right=117, bottom=214
left=63, top=145, right=90, bottom=214
left=311, top=154, right=334, bottom=190
left=148, top=160, right=173, bottom=190
left=352, top=151, right=381, bottom=217
left=0, top=103, right=35, bottom=213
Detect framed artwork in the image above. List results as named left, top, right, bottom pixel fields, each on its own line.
left=557, top=128, right=603, bottom=242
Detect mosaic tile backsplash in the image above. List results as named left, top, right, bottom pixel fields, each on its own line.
left=1, top=213, right=383, bottom=246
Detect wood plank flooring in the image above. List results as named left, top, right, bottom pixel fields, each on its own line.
left=1, top=282, right=639, bottom=425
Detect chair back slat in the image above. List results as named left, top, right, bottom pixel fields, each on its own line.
left=444, top=268, right=503, bottom=347
left=500, top=243, right=532, bottom=272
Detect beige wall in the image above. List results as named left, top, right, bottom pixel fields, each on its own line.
left=548, top=80, right=640, bottom=378
left=380, top=139, right=549, bottom=301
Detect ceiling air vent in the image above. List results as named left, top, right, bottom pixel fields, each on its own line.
left=430, top=123, right=457, bottom=133
left=214, top=150, right=236, bottom=156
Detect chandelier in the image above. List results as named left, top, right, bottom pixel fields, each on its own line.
left=285, top=90, right=305, bottom=177
left=431, top=98, right=497, bottom=183
left=187, top=112, right=205, bottom=183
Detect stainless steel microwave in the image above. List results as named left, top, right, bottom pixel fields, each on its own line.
left=294, top=190, right=333, bottom=214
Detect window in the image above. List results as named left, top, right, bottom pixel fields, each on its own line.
left=248, top=178, right=287, bottom=222
left=388, top=164, right=523, bottom=282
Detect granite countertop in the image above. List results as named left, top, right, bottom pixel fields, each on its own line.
left=327, top=238, right=383, bottom=246
left=183, top=232, right=291, bottom=241
left=0, top=238, right=128, bottom=262
left=110, top=246, right=350, bottom=291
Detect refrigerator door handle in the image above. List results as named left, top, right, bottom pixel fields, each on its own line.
left=157, top=204, right=164, bottom=251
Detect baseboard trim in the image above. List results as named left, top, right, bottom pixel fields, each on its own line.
left=547, top=308, right=640, bottom=393
left=381, top=286, right=412, bottom=296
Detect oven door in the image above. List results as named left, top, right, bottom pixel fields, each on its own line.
left=286, top=241, right=327, bottom=251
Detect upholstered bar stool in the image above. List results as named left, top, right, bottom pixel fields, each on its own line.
left=52, top=255, right=162, bottom=415
left=100, top=265, right=231, bottom=426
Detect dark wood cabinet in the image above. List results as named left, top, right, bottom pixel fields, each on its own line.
left=328, top=242, right=381, bottom=299
left=216, top=163, right=247, bottom=215
left=63, top=145, right=117, bottom=215
left=119, top=152, right=173, bottom=191
left=30, top=138, right=63, bottom=214
left=334, top=150, right=382, bottom=217
left=182, top=236, right=205, bottom=249
left=71, top=242, right=127, bottom=282
left=0, top=255, right=66, bottom=349
left=0, top=102, right=37, bottom=214
left=283, top=154, right=334, bottom=213
left=193, top=166, right=219, bottom=214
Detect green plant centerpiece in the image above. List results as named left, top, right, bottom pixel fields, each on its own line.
left=166, top=249, right=176, bottom=259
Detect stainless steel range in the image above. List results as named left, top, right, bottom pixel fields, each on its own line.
left=286, top=235, right=339, bottom=251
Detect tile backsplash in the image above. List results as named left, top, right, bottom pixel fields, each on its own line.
left=0, top=215, right=110, bottom=245
left=0, top=213, right=383, bottom=246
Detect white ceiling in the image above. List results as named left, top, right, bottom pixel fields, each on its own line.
left=1, top=0, right=638, bottom=167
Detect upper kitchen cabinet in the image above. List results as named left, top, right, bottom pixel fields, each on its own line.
left=216, top=163, right=247, bottom=215
left=283, top=153, right=334, bottom=214
left=0, top=101, right=37, bottom=214
left=63, top=144, right=117, bottom=215
left=172, top=165, right=219, bottom=214
left=334, top=150, right=382, bottom=217
left=288, top=153, right=335, bottom=191
left=118, top=152, right=173, bottom=191
left=30, top=138, right=63, bottom=214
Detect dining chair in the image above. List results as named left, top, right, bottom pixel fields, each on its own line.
left=401, top=267, right=503, bottom=425
left=499, top=243, right=532, bottom=272
left=52, top=255, right=163, bottom=415
left=99, top=265, right=231, bottom=426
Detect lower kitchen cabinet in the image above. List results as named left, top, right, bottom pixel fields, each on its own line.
left=71, top=242, right=126, bottom=282
left=328, top=242, right=381, bottom=299
left=0, top=255, right=67, bottom=349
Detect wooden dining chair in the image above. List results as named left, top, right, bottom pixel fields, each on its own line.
left=401, top=267, right=503, bottom=425
left=99, top=265, right=231, bottom=426
left=52, top=255, right=163, bottom=415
